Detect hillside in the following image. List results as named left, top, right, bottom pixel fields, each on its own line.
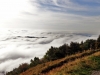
left=19, top=49, right=100, bottom=75
left=6, top=35, right=100, bottom=75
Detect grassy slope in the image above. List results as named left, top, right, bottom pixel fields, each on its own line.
left=48, top=50, right=100, bottom=75
left=20, top=49, right=100, bottom=75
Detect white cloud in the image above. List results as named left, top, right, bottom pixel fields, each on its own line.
left=0, top=0, right=100, bottom=32
left=0, top=29, right=98, bottom=73
left=0, top=0, right=100, bottom=74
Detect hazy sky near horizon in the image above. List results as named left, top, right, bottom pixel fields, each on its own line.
left=0, top=0, right=100, bottom=32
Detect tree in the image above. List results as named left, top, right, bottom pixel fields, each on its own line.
left=44, top=46, right=59, bottom=61
left=97, top=35, right=100, bottom=42
left=18, top=63, right=29, bottom=72
left=96, top=35, right=100, bottom=49
left=59, top=44, right=71, bottom=55
left=44, top=45, right=71, bottom=61
left=30, top=57, right=40, bottom=67
left=70, top=42, right=81, bottom=53
left=82, top=39, right=96, bottom=50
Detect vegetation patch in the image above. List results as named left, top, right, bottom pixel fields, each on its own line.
left=6, top=35, right=100, bottom=75
left=63, top=56, right=100, bottom=75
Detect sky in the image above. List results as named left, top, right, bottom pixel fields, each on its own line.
left=0, top=0, right=100, bottom=32
left=0, top=0, right=100, bottom=73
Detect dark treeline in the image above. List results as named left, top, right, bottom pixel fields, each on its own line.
left=6, top=35, right=100, bottom=75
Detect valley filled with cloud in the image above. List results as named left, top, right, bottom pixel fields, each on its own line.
left=0, top=0, right=100, bottom=75
left=0, top=29, right=98, bottom=74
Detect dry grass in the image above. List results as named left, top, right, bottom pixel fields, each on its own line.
left=20, top=49, right=100, bottom=75
left=48, top=50, right=100, bottom=75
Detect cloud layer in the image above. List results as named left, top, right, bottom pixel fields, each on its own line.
left=0, top=29, right=98, bottom=73
left=0, top=0, right=100, bottom=74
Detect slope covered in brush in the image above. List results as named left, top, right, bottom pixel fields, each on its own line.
left=6, top=35, right=100, bottom=75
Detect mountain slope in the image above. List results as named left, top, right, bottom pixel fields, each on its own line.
left=20, top=49, right=100, bottom=75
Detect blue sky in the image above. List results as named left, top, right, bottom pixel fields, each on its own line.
left=36, top=0, right=100, bottom=16
left=0, top=0, right=100, bottom=33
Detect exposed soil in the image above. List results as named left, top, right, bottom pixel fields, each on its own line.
left=91, top=71, right=100, bottom=75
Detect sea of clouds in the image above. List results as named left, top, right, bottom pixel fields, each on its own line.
left=0, top=29, right=98, bottom=74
